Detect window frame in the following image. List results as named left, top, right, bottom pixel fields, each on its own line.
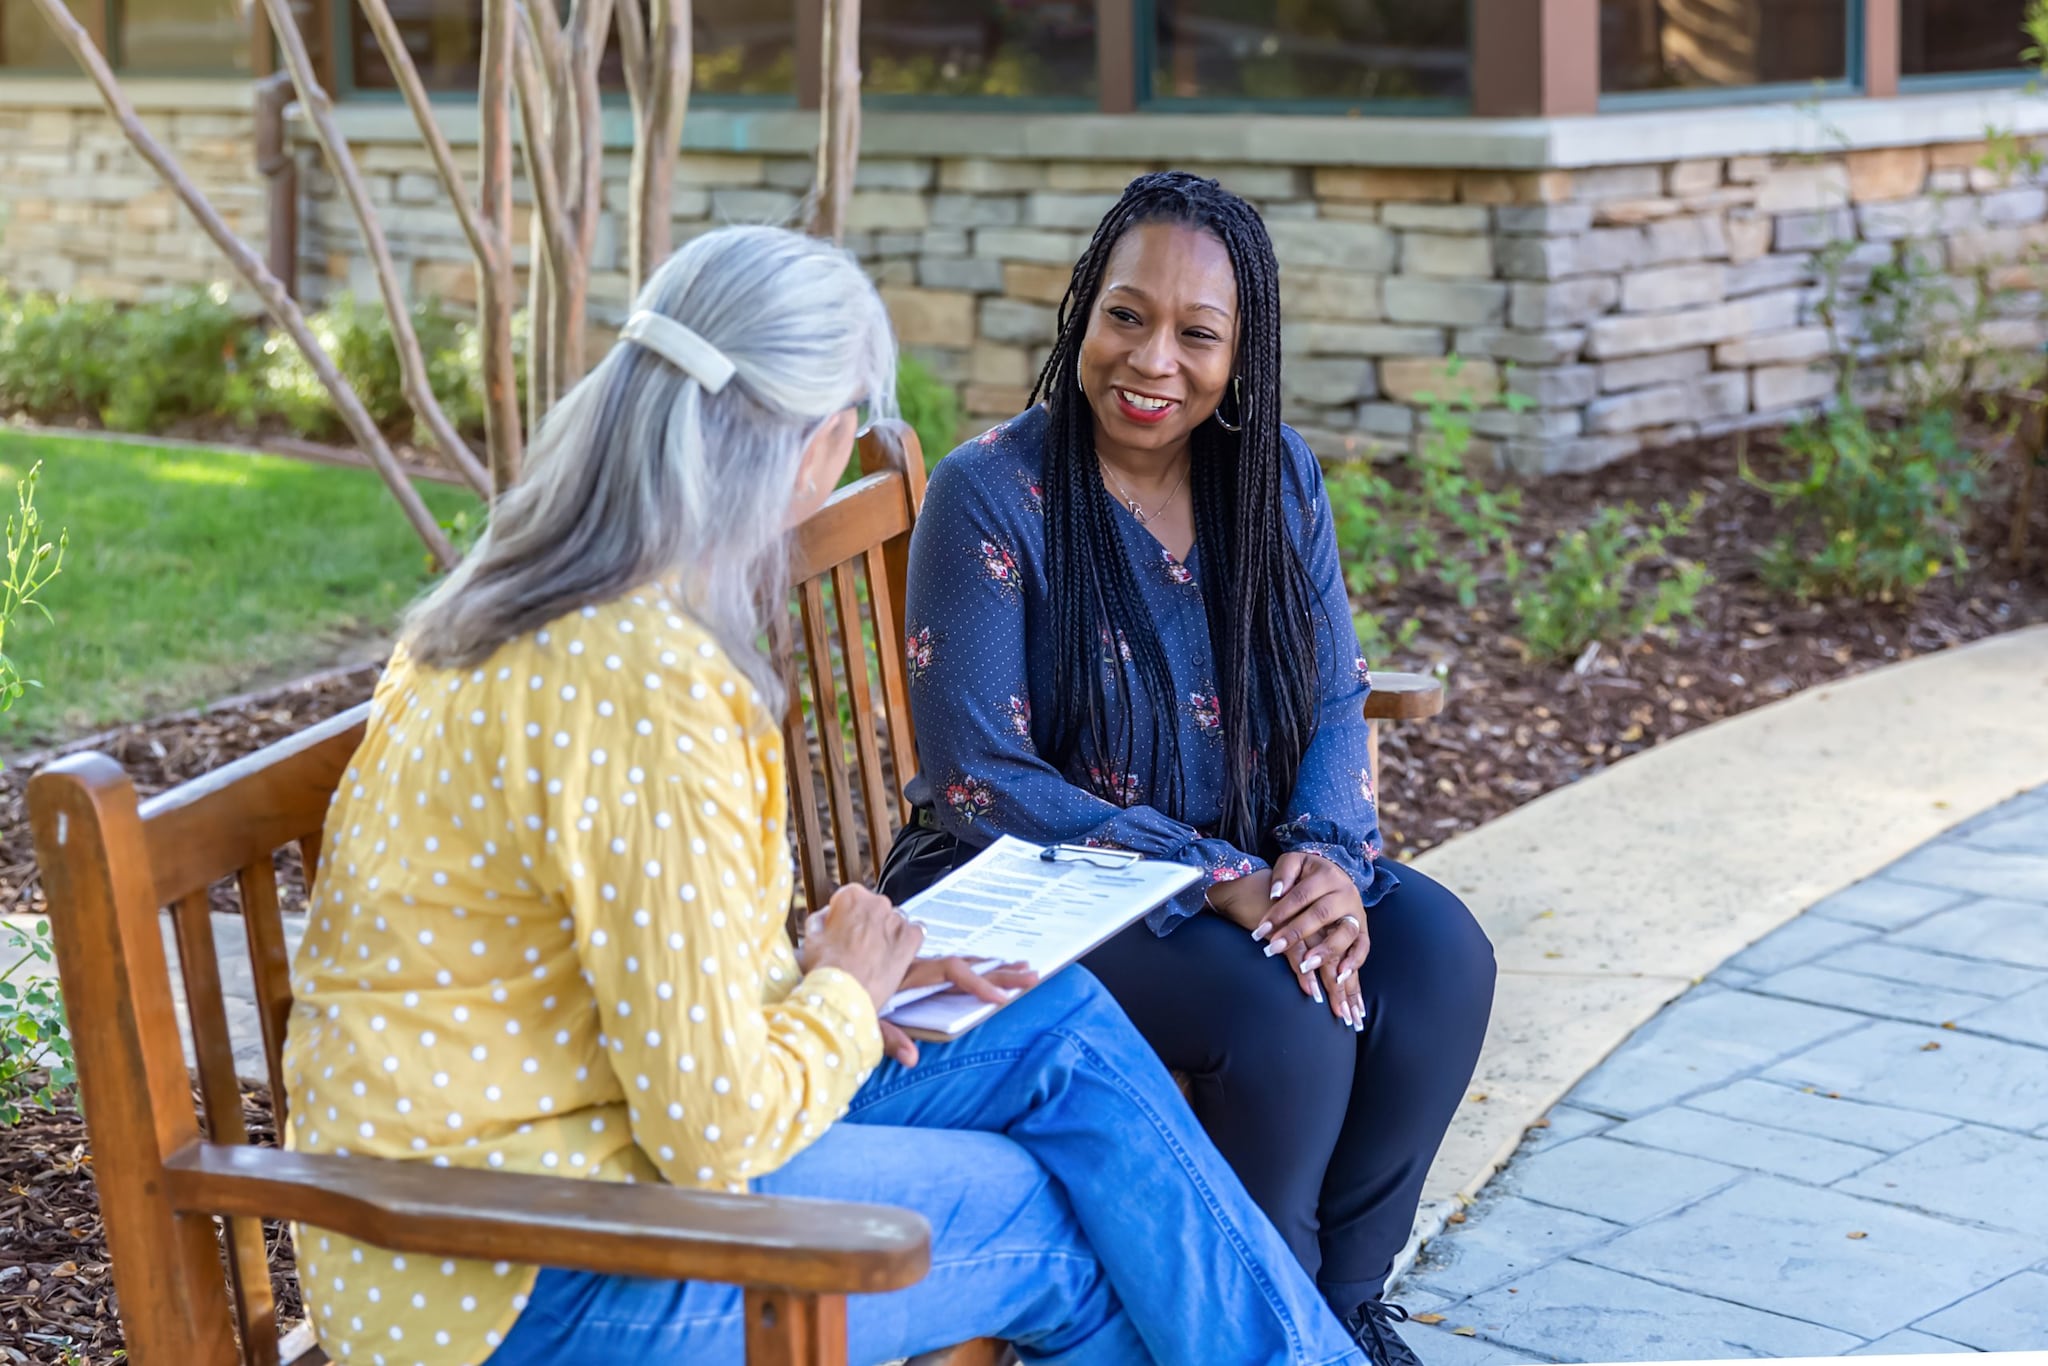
left=1596, top=0, right=1867, bottom=111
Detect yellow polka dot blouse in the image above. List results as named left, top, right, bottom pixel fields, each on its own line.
left=281, top=587, right=884, bottom=1366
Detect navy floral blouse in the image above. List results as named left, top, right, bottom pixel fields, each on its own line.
left=901, top=405, right=1400, bottom=934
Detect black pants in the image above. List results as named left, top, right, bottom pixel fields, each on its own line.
left=1083, top=864, right=1495, bottom=1312
left=881, top=829, right=1497, bottom=1314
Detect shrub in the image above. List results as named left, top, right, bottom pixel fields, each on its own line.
left=0, top=289, right=120, bottom=418
left=894, top=354, right=962, bottom=471
left=0, top=285, right=255, bottom=432
left=1325, top=369, right=1524, bottom=657
left=1509, top=497, right=1709, bottom=663
left=249, top=292, right=484, bottom=442
left=1, top=460, right=65, bottom=719
left=0, top=919, right=72, bottom=1126
left=1745, top=403, right=1980, bottom=604
left=0, top=465, right=69, bottom=1125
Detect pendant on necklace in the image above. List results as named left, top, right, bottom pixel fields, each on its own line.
left=1128, top=498, right=1146, bottom=522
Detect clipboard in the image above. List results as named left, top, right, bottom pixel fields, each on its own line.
left=880, top=835, right=1202, bottom=1041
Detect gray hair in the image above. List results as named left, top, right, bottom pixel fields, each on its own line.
left=402, top=225, right=898, bottom=708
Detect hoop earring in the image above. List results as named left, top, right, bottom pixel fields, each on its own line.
left=1211, top=375, right=1244, bottom=433
left=1075, top=365, right=1085, bottom=396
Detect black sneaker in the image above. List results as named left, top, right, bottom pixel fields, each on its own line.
left=1342, top=1299, right=1423, bottom=1366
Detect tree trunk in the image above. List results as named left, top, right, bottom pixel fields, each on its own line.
left=620, top=0, right=691, bottom=295
left=257, top=0, right=492, bottom=498
left=478, top=0, right=525, bottom=492
left=26, top=0, right=456, bottom=569
left=810, top=0, right=862, bottom=244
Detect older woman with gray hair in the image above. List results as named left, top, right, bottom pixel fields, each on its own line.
left=279, top=225, right=1368, bottom=1366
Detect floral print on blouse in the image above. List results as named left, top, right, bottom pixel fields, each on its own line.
left=903, top=405, right=1399, bottom=934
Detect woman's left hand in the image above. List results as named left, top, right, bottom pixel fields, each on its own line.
left=878, top=958, right=1039, bottom=1068
left=1259, top=852, right=1370, bottom=1029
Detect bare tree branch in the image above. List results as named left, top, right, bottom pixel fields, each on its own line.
left=568, top=0, right=615, bottom=274
left=809, top=0, right=862, bottom=244
left=626, top=0, right=690, bottom=294
left=355, top=0, right=495, bottom=271
left=23, top=0, right=456, bottom=567
left=614, top=0, right=649, bottom=125
left=257, top=0, right=492, bottom=498
left=513, top=9, right=578, bottom=415
left=478, top=0, right=526, bottom=491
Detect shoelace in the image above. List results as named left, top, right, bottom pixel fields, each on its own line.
left=1345, top=1299, right=1416, bottom=1366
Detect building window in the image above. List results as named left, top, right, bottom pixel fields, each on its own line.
left=1149, top=0, right=1469, bottom=104
left=124, top=0, right=254, bottom=72
left=861, top=0, right=1095, bottom=99
left=1902, top=0, right=2031, bottom=78
left=347, top=0, right=793, bottom=94
left=0, top=3, right=85, bottom=69
left=1601, top=0, right=1852, bottom=95
left=1, top=0, right=244, bottom=71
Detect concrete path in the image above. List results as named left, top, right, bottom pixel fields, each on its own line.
left=1391, top=786, right=2048, bottom=1363
left=1408, top=624, right=2048, bottom=1223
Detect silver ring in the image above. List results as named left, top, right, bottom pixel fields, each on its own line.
left=1340, top=915, right=1361, bottom=932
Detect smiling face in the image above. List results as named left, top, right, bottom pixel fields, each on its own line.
left=1077, top=221, right=1240, bottom=462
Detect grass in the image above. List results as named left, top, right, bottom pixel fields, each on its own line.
left=0, top=428, right=478, bottom=751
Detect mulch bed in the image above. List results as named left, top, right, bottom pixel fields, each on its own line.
left=0, top=426, right=2044, bottom=1363
left=1, top=1084, right=300, bottom=1365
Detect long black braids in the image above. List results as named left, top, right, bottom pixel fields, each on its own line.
left=1029, top=171, right=1324, bottom=858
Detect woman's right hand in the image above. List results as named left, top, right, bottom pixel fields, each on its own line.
left=800, top=885, right=925, bottom=1013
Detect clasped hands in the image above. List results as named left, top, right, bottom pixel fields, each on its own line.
left=799, top=885, right=1039, bottom=1068
left=1206, top=852, right=1368, bottom=1032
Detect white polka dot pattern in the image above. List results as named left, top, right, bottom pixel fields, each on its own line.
left=280, top=590, right=883, bottom=1366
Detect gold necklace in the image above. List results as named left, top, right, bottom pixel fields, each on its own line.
left=1102, top=457, right=1189, bottom=526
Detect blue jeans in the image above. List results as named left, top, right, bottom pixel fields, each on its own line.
left=487, top=969, right=1366, bottom=1366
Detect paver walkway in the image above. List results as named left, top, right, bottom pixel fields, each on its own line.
left=1391, top=784, right=2048, bottom=1364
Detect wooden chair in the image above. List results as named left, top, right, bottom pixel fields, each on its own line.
left=27, top=419, right=1442, bottom=1366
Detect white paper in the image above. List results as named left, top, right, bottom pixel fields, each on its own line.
left=879, top=836, right=1201, bottom=1038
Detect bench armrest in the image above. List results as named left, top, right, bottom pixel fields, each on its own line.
left=164, top=1142, right=930, bottom=1294
left=1363, top=671, right=1444, bottom=723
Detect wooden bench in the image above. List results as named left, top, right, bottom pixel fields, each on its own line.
left=26, top=419, right=1443, bottom=1366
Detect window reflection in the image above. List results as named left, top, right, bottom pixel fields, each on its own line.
left=1902, top=0, right=2030, bottom=77
left=861, top=0, right=1095, bottom=99
left=1151, top=0, right=1469, bottom=103
left=1601, top=0, right=1849, bottom=94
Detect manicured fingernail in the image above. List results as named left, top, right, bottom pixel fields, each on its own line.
left=1300, top=955, right=1323, bottom=974
left=1336, top=967, right=1353, bottom=983
left=1263, top=940, right=1283, bottom=958
left=1311, top=980, right=1324, bottom=1004
left=1353, top=1016, right=1364, bottom=1034
left=1270, top=882, right=1286, bottom=899
left=1251, top=921, right=1272, bottom=941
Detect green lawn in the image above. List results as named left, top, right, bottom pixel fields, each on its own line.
left=0, top=429, right=478, bottom=751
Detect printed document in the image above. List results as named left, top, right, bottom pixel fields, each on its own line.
left=880, top=835, right=1201, bottom=1039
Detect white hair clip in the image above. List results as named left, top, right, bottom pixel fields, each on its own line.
left=619, top=310, right=736, bottom=393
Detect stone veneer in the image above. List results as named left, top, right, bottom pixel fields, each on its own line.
left=0, top=89, right=266, bottom=301
left=5, top=85, right=2048, bottom=474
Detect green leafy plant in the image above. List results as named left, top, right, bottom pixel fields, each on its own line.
left=250, top=292, right=484, bottom=441
left=0, top=285, right=256, bottom=433
left=0, top=463, right=69, bottom=1125
left=0, top=918, right=73, bottom=1126
left=1324, top=361, right=1525, bottom=657
left=1509, top=497, right=1709, bottom=662
left=1, top=460, right=66, bottom=719
left=894, top=354, right=963, bottom=472
left=1745, top=404, right=1981, bottom=603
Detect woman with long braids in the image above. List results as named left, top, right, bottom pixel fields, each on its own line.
left=882, top=172, right=1497, bottom=1366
